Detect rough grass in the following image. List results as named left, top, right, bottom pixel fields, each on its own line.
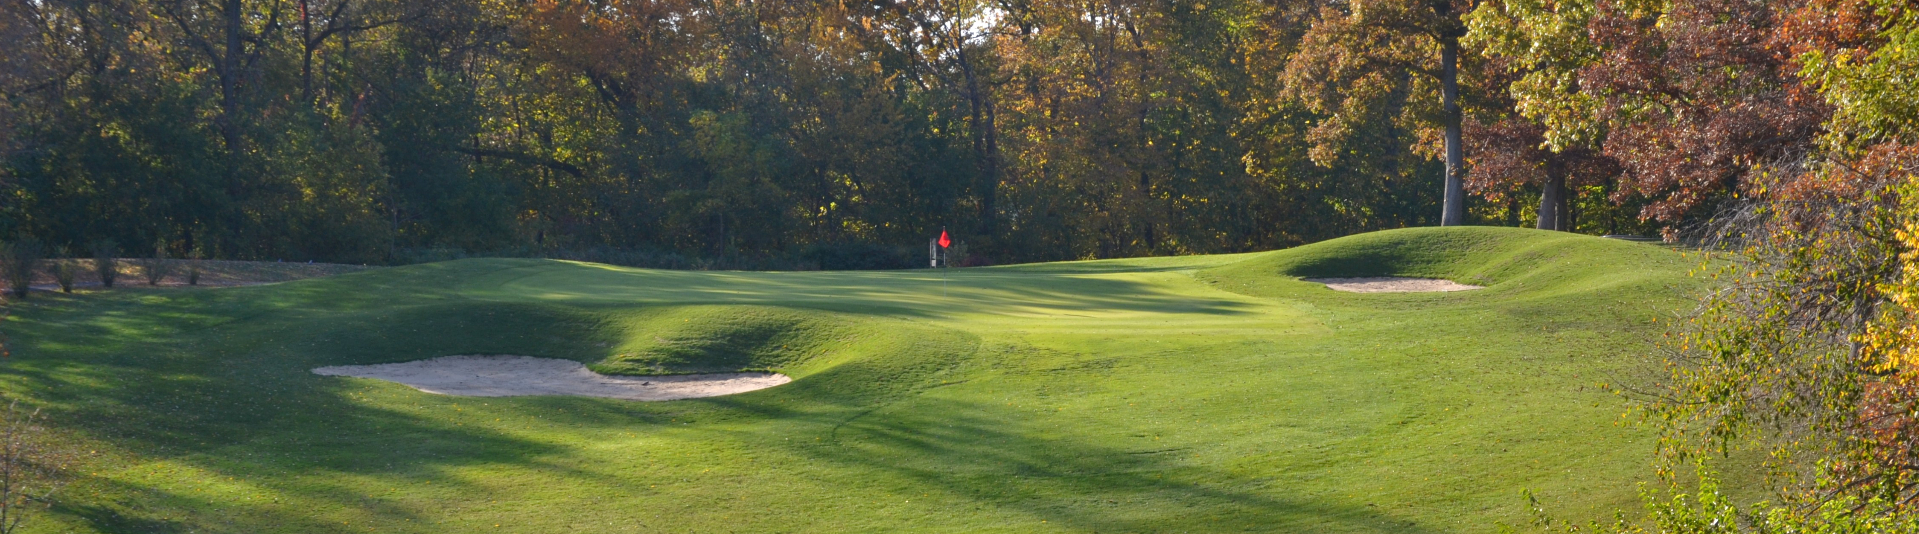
left=0, top=227, right=1705, bottom=533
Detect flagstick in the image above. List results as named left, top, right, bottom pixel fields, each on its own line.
left=937, top=227, right=949, bottom=298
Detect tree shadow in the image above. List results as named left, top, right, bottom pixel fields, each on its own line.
left=487, top=261, right=1259, bottom=319
left=688, top=392, right=1442, bottom=533
left=0, top=258, right=1432, bottom=533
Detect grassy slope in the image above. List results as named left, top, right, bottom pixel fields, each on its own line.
left=1, top=227, right=1701, bottom=533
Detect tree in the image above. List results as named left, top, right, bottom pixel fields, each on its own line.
left=1284, top=0, right=1480, bottom=226
left=1463, top=117, right=1619, bottom=230
left=1464, top=0, right=1620, bottom=231
left=152, top=0, right=276, bottom=205
left=846, top=0, right=1006, bottom=239
left=0, top=0, right=1558, bottom=266
left=1578, top=0, right=1834, bottom=224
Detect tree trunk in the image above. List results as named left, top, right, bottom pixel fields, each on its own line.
left=1561, top=185, right=1576, bottom=231
left=221, top=0, right=242, bottom=150
left=953, top=42, right=999, bottom=238
left=219, top=0, right=244, bottom=205
left=1537, top=174, right=1566, bottom=231
left=300, top=0, right=313, bottom=102
left=1439, top=37, right=1466, bottom=227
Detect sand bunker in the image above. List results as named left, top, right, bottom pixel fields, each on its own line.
left=312, top=355, right=790, bottom=400
left=1302, top=277, right=1483, bottom=293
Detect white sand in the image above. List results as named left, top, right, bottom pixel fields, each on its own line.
left=1302, top=277, right=1484, bottom=293
left=312, top=355, right=790, bottom=400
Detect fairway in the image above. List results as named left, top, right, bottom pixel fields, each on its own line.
left=2, top=227, right=1698, bottom=533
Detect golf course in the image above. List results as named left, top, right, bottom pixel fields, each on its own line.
left=0, top=227, right=1702, bottom=533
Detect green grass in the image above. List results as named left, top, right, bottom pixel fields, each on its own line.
left=1, top=227, right=1703, bottom=533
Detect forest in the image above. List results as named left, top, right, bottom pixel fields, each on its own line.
left=2, top=0, right=1843, bottom=266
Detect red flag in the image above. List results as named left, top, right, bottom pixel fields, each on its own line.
left=938, top=230, right=951, bottom=248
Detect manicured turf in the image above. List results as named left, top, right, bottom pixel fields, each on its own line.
left=2, top=227, right=1701, bottom=533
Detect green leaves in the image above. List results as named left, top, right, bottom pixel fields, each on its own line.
left=1799, top=1, right=1919, bottom=149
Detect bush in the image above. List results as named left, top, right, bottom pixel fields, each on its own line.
left=136, top=240, right=171, bottom=286
left=0, top=239, right=44, bottom=299
left=185, top=243, right=203, bottom=286
left=47, top=247, right=76, bottom=293
left=89, top=240, right=117, bottom=288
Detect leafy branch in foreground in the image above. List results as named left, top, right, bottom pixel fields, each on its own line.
left=1625, top=156, right=1919, bottom=529
left=0, top=400, right=73, bottom=534
left=1518, top=465, right=1919, bottom=534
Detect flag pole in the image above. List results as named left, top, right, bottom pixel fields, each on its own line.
left=941, top=227, right=948, bottom=298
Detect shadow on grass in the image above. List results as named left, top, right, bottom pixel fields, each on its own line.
left=0, top=292, right=593, bottom=531
left=482, top=261, right=1259, bottom=319
left=52, top=472, right=436, bottom=534
left=0, top=258, right=1425, bottom=533
left=687, top=389, right=1440, bottom=533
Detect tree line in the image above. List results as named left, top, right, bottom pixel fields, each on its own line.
left=0, top=0, right=1735, bottom=266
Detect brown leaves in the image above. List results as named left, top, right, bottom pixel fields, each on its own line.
left=1581, top=0, right=1833, bottom=222
left=1463, top=116, right=1618, bottom=199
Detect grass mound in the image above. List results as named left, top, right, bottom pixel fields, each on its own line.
left=590, top=305, right=853, bottom=375
left=0, top=228, right=1710, bottom=533
left=1202, top=226, right=1692, bottom=297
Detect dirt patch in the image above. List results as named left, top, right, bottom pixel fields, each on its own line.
left=1302, top=277, right=1483, bottom=293
left=312, top=355, right=790, bottom=400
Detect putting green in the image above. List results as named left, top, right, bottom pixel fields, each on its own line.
left=2, top=227, right=1700, bottom=533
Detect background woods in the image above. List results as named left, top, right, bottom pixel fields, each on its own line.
left=0, top=0, right=1892, bottom=266
left=0, top=0, right=1682, bottom=267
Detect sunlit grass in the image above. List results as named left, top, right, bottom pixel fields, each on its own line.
left=6, top=227, right=1698, bottom=533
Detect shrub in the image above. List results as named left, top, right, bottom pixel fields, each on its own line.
left=0, top=240, right=44, bottom=299
left=185, top=243, right=203, bottom=286
left=136, top=240, right=171, bottom=286
left=89, top=240, right=117, bottom=288
left=47, top=247, right=75, bottom=293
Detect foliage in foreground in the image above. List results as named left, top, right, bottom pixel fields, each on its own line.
left=1525, top=468, right=1919, bottom=534
left=1589, top=1, right=1919, bottom=530
left=1615, top=156, right=1919, bottom=533
left=0, top=401, right=71, bottom=534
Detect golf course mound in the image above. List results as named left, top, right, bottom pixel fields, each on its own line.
left=587, top=305, right=857, bottom=376
left=1202, top=226, right=1690, bottom=299
left=1, top=227, right=1710, bottom=533
left=312, top=355, right=790, bottom=400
